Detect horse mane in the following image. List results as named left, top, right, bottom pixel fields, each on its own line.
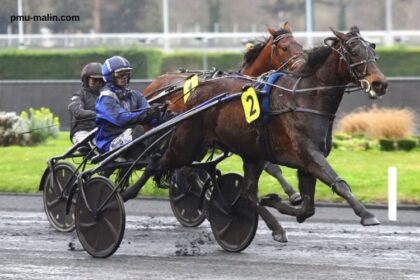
left=297, top=46, right=332, bottom=75
left=240, top=29, right=291, bottom=69
left=297, top=26, right=360, bottom=75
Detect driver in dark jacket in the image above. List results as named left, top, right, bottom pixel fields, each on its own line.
left=68, top=62, right=104, bottom=144
left=95, top=56, right=162, bottom=152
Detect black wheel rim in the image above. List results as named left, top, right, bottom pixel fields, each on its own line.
left=169, top=167, right=208, bottom=227
left=209, top=173, right=258, bottom=252
left=75, top=176, right=125, bottom=258
left=43, top=162, right=77, bottom=232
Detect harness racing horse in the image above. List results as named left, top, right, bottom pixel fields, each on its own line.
left=143, top=22, right=305, bottom=205
left=144, top=26, right=387, bottom=243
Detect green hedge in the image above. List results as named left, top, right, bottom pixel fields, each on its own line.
left=378, top=139, right=395, bottom=151
left=0, top=48, right=163, bottom=79
left=376, top=46, right=420, bottom=76
left=1, top=46, right=420, bottom=79
left=397, top=138, right=418, bottom=151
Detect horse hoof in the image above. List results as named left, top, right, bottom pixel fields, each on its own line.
left=361, top=216, right=380, bottom=226
left=289, top=192, right=302, bottom=205
left=296, top=215, right=307, bottom=223
left=296, top=195, right=314, bottom=223
left=272, top=231, right=288, bottom=243
left=260, top=193, right=282, bottom=207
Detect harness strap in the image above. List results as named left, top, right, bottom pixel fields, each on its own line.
left=292, top=77, right=302, bottom=95
left=270, top=44, right=283, bottom=70
left=268, top=107, right=336, bottom=120
left=270, top=33, right=295, bottom=71
left=331, top=176, right=351, bottom=193
left=349, top=59, right=376, bottom=68
left=272, top=33, right=292, bottom=44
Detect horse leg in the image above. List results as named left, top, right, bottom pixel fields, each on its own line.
left=264, top=162, right=302, bottom=205
left=243, top=161, right=288, bottom=243
left=306, top=151, right=380, bottom=226
left=153, top=118, right=204, bottom=186
left=295, top=169, right=316, bottom=223
left=324, top=122, right=333, bottom=156
left=121, top=165, right=154, bottom=202
left=259, top=168, right=312, bottom=221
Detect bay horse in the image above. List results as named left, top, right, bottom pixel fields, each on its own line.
left=146, top=26, right=387, bottom=241
left=143, top=22, right=305, bottom=204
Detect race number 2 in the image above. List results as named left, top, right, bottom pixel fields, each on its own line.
left=183, top=75, right=199, bottom=102
left=241, top=87, right=260, bottom=123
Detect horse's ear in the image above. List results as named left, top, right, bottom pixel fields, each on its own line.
left=266, top=25, right=277, bottom=37
left=330, top=27, right=349, bottom=41
left=283, top=21, right=292, bottom=33
left=350, top=26, right=360, bottom=35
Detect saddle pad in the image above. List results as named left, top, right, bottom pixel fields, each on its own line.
left=254, top=72, right=285, bottom=123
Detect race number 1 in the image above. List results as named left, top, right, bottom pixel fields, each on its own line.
left=241, top=87, right=261, bottom=123
left=183, top=75, right=199, bottom=102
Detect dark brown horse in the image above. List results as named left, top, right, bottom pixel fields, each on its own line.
left=143, top=22, right=305, bottom=204
left=149, top=26, right=387, bottom=240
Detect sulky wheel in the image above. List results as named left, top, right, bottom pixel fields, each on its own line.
left=43, top=162, right=78, bottom=232
left=208, top=173, right=258, bottom=252
left=169, top=167, right=209, bottom=227
left=75, top=176, right=125, bottom=258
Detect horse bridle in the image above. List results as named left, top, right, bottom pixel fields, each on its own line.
left=267, top=35, right=377, bottom=121
left=325, top=35, right=378, bottom=91
left=270, top=33, right=305, bottom=72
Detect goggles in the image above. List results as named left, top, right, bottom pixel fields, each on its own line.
left=88, top=76, right=104, bottom=83
left=113, top=70, right=132, bottom=78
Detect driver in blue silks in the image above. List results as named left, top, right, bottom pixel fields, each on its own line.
left=95, top=56, right=162, bottom=153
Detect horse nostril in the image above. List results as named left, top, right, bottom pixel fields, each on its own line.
left=372, top=80, right=388, bottom=93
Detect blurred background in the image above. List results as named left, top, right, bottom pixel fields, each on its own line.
left=0, top=0, right=418, bottom=133
left=2, top=0, right=420, bottom=49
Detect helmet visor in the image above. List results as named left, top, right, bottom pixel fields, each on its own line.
left=88, top=77, right=105, bottom=91
left=89, top=74, right=103, bottom=79
left=113, top=70, right=132, bottom=78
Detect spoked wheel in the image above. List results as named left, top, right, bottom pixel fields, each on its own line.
left=208, top=173, right=258, bottom=252
left=169, top=167, right=209, bottom=227
left=43, top=162, right=78, bottom=232
left=75, top=176, right=125, bottom=258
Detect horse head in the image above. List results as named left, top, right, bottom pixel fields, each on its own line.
left=328, top=26, right=388, bottom=99
left=241, top=22, right=304, bottom=75
left=266, top=22, right=305, bottom=71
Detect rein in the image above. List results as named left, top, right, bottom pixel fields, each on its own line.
left=165, top=75, right=254, bottom=106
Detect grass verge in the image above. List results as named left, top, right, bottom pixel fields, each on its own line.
left=1, top=132, right=419, bottom=204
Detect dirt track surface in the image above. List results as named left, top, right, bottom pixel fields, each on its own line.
left=0, top=194, right=420, bottom=280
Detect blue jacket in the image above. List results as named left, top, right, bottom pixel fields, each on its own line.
left=95, top=84, right=158, bottom=152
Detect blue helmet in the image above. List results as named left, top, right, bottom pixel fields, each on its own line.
left=102, top=56, right=133, bottom=84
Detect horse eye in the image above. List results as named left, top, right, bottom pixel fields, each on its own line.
left=282, top=47, right=288, bottom=51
